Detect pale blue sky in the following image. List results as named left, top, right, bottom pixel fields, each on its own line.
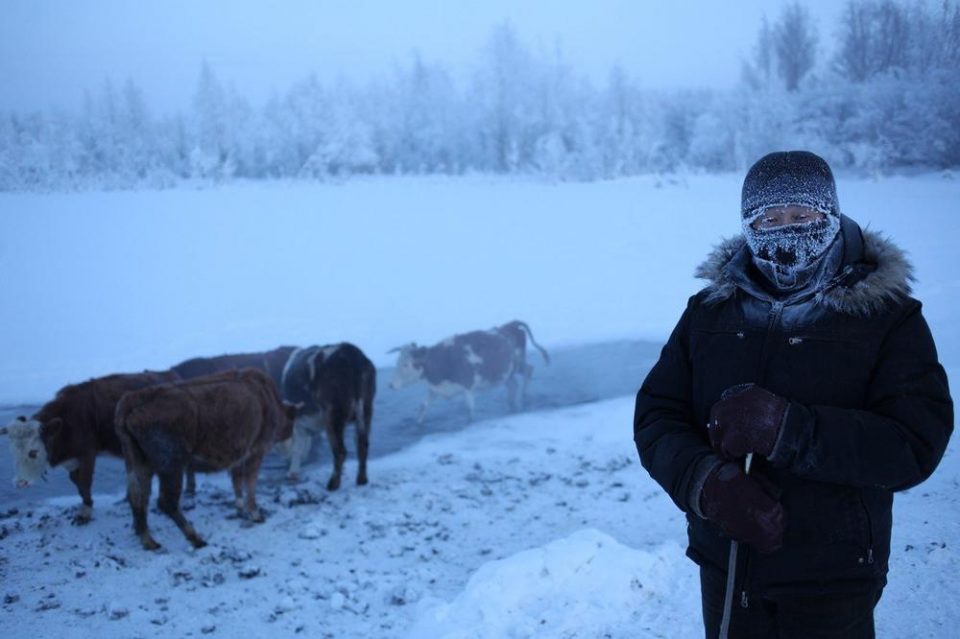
left=0, top=0, right=842, bottom=113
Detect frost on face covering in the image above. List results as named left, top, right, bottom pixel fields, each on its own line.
left=743, top=211, right=840, bottom=291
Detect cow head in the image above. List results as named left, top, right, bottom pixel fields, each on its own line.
left=389, top=343, right=425, bottom=390
left=2, top=416, right=51, bottom=488
left=276, top=401, right=301, bottom=442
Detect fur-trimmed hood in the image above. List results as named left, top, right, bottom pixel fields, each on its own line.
left=695, top=216, right=914, bottom=316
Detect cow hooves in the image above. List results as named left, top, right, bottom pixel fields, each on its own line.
left=71, top=513, right=92, bottom=526
left=190, top=537, right=208, bottom=549
left=356, top=476, right=368, bottom=486
left=326, top=477, right=341, bottom=491
left=286, top=473, right=301, bottom=484
left=248, top=510, right=265, bottom=524
left=141, top=537, right=162, bottom=551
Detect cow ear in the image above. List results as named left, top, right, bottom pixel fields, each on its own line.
left=16, top=415, right=27, bottom=422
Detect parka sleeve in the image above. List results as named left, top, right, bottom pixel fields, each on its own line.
left=634, top=297, right=718, bottom=513
left=769, top=300, right=954, bottom=491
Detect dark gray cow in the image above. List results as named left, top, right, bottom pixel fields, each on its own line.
left=171, top=346, right=296, bottom=389
left=389, top=320, right=550, bottom=423
left=280, top=343, right=376, bottom=490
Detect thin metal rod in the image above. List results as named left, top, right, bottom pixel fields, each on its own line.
left=718, top=453, right=753, bottom=639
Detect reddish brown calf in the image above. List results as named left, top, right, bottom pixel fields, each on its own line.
left=115, top=368, right=296, bottom=550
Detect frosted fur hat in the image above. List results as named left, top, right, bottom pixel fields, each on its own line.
left=740, top=151, right=842, bottom=290
left=741, top=150, right=840, bottom=220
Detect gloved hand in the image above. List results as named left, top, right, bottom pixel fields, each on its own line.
left=700, top=461, right=786, bottom=554
left=708, top=383, right=788, bottom=459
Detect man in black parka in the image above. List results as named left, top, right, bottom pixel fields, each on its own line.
left=634, top=151, right=953, bottom=638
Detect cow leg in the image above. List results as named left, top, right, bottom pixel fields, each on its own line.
left=126, top=463, right=160, bottom=551
left=230, top=466, right=246, bottom=512
left=464, top=390, right=476, bottom=422
left=241, top=455, right=266, bottom=523
left=286, top=419, right=313, bottom=482
left=521, top=362, right=534, bottom=407
left=185, top=465, right=197, bottom=497
left=324, top=416, right=347, bottom=492
left=157, top=470, right=206, bottom=549
left=417, top=391, right=437, bottom=424
left=355, top=401, right=370, bottom=486
left=67, top=457, right=96, bottom=525
left=506, top=376, right=519, bottom=412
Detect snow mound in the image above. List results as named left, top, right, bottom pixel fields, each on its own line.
left=409, top=528, right=691, bottom=639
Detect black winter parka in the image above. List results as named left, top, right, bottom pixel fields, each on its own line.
left=634, top=215, right=953, bottom=598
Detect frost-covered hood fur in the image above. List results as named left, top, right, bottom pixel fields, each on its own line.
left=696, top=216, right=914, bottom=316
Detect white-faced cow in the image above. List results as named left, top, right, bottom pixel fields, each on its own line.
left=1, top=370, right=181, bottom=524
left=279, top=343, right=376, bottom=490
left=389, top=320, right=550, bottom=424
left=114, top=368, right=297, bottom=550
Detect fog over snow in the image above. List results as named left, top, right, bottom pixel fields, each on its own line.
left=0, top=0, right=842, bottom=113
left=1, top=1, right=957, bottom=637
left=1, top=173, right=957, bottom=405
left=0, top=173, right=958, bottom=637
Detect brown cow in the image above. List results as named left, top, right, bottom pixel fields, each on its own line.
left=114, top=368, right=296, bottom=550
left=1, top=370, right=181, bottom=524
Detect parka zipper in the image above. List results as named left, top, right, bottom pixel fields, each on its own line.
left=734, top=300, right=786, bottom=611
left=739, top=550, right=752, bottom=608
left=757, top=301, right=785, bottom=369
left=857, top=493, right=875, bottom=565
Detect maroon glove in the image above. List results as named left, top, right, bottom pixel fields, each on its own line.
left=708, top=384, right=788, bottom=459
left=700, top=461, right=786, bottom=554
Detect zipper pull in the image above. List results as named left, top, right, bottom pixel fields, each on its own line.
left=867, top=549, right=874, bottom=564
left=740, top=591, right=749, bottom=608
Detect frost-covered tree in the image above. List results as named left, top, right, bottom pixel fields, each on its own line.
left=773, top=3, right=818, bottom=91
left=742, top=16, right=775, bottom=90
left=472, top=22, right=539, bottom=172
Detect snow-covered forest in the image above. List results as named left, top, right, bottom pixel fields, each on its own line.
left=2, top=0, right=958, bottom=192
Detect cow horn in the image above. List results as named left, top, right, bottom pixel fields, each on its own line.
left=388, top=342, right=417, bottom=354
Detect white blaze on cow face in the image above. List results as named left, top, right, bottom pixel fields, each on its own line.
left=390, top=347, right=424, bottom=390
left=3, top=418, right=50, bottom=488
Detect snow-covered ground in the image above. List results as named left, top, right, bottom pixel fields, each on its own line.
left=0, top=397, right=956, bottom=638
left=1, top=174, right=958, bottom=637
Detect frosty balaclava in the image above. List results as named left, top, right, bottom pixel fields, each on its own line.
left=741, top=151, right=841, bottom=291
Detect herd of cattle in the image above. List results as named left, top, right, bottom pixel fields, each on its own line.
left=1, top=321, right=550, bottom=550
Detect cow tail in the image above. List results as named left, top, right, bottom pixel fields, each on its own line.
left=516, top=322, right=551, bottom=365
left=114, top=397, right=150, bottom=476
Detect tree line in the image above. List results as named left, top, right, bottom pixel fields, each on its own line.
left=1, top=0, right=958, bottom=191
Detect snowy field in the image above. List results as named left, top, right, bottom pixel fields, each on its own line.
left=0, top=398, right=957, bottom=639
left=2, top=173, right=957, bottom=405
left=1, top=174, right=958, bottom=638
